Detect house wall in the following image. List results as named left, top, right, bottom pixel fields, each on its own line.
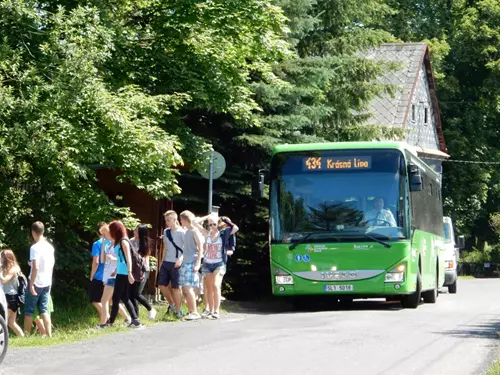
left=406, top=64, right=444, bottom=176
left=405, top=64, right=440, bottom=151
left=95, top=169, right=172, bottom=296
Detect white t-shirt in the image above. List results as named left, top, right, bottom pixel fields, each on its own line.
left=102, top=243, right=117, bottom=283
left=29, top=239, right=55, bottom=288
left=204, top=233, right=223, bottom=264
left=364, top=209, right=397, bottom=227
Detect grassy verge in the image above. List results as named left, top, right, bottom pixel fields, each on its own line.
left=8, top=302, right=188, bottom=348
left=458, top=275, right=476, bottom=279
left=487, top=359, right=500, bottom=375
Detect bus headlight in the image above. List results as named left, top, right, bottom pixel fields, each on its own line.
left=275, top=275, right=294, bottom=285
left=385, top=264, right=405, bottom=283
left=275, top=268, right=294, bottom=285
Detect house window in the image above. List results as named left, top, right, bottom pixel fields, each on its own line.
left=411, top=104, right=416, bottom=122
left=424, top=107, right=429, bottom=125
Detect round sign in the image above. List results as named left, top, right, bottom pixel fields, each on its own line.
left=197, top=151, right=226, bottom=180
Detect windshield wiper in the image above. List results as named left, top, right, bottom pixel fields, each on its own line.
left=363, top=233, right=391, bottom=248
left=289, top=231, right=340, bottom=250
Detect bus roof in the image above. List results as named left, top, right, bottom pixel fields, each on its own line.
left=272, top=141, right=416, bottom=155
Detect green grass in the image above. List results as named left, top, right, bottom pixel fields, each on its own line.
left=458, top=275, right=476, bottom=279
left=8, top=302, right=190, bottom=348
left=487, top=359, right=500, bottom=375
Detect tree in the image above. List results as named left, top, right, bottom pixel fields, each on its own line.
left=0, top=0, right=291, bottom=299
left=382, top=0, right=500, bottom=250
left=176, top=0, right=405, bottom=298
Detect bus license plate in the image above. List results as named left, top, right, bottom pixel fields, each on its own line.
left=324, top=284, right=353, bottom=292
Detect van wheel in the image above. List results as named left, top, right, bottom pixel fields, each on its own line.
left=423, top=266, right=438, bottom=304
left=401, top=269, right=422, bottom=309
left=0, top=314, right=8, bottom=364
left=448, top=280, right=457, bottom=294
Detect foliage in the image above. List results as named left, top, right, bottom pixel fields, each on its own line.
left=0, top=0, right=290, bottom=299
left=244, top=0, right=400, bottom=152
left=490, top=213, right=500, bottom=238
left=2, top=0, right=499, bottom=301
left=384, top=0, right=500, bottom=252
left=177, top=0, right=406, bottom=299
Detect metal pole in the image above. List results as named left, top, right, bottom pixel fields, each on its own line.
left=208, top=152, right=213, bottom=214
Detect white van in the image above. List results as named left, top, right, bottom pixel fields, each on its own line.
left=443, top=216, right=465, bottom=294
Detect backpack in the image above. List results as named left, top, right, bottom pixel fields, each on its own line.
left=119, top=238, right=146, bottom=282
left=17, top=272, right=27, bottom=304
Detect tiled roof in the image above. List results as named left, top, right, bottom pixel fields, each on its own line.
left=363, top=43, right=427, bottom=127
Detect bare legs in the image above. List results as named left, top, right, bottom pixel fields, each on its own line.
left=7, top=309, right=24, bottom=337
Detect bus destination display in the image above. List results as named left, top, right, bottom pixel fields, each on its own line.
left=303, top=156, right=372, bottom=171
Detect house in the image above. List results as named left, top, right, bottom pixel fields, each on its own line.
left=363, top=43, right=449, bottom=174
left=95, top=169, right=173, bottom=298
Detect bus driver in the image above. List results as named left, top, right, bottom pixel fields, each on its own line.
left=363, top=197, right=397, bottom=227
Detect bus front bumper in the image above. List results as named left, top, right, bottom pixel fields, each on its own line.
left=272, top=267, right=417, bottom=297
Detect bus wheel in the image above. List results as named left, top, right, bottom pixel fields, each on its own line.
left=423, top=266, right=438, bottom=304
left=448, top=280, right=457, bottom=294
left=338, top=297, right=354, bottom=307
left=291, top=297, right=309, bottom=311
left=401, top=270, right=421, bottom=309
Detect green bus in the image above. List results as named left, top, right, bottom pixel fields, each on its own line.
left=266, top=141, right=445, bottom=309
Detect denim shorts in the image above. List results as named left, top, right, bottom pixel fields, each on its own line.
left=24, top=285, right=51, bottom=316
left=202, top=261, right=226, bottom=276
left=104, top=278, right=116, bottom=287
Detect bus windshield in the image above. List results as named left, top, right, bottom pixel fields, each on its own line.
left=270, top=149, right=408, bottom=244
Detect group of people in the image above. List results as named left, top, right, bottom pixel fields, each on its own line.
left=0, top=221, right=55, bottom=338
left=0, top=209, right=238, bottom=338
left=89, top=209, right=238, bottom=329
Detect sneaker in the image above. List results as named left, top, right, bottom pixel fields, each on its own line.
left=148, top=308, right=157, bottom=320
left=167, top=304, right=176, bottom=315
left=129, top=320, right=145, bottom=329
left=201, top=309, right=211, bottom=318
left=124, top=318, right=132, bottom=325
left=209, top=311, right=220, bottom=320
left=184, top=312, right=201, bottom=321
left=176, top=310, right=185, bottom=320
left=95, top=324, right=109, bottom=330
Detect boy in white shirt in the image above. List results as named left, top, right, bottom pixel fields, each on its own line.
left=24, top=221, right=55, bottom=337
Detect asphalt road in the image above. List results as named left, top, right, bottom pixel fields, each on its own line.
left=2, top=279, right=500, bottom=375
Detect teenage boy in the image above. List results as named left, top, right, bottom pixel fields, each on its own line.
left=24, top=221, right=55, bottom=337
left=158, top=210, right=185, bottom=319
left=89, top=222, right=110, bottom=315
left=179, top=211, right=203, bottom=321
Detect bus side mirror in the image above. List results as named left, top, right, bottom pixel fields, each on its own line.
left=252, top=172, right=265, bottom=198
left=408, top=164, right=423, bottom=192
left=456, top=235, right=465, bottom=249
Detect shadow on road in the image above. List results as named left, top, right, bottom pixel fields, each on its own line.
left=434, top=315, right=500, bottom=339
left=223, top=297, right=405, bottom=316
